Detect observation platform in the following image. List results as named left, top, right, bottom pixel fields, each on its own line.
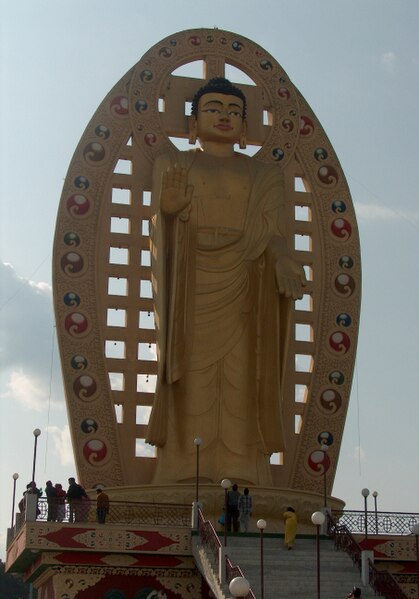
left=5, top=496, right=419, bottom=599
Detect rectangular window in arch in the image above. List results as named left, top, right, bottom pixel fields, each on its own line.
left=295, top=234, right=312, bottom=252
left=295, top=354, right=313, bottom=373
left=135, top=438, right=156, bottom=458
left=112, top=188, right=131, bottom=205
left=295, top=414, right=303, bottom=434
left=295, top=205, right=311, bottom=222
left=303, top=265, right=313, bottom=281
left=140, top=250, right=151, bottom=267
left=114, top=159, right=132, bottom=175
left=142, top=191, right=151, bottom=206
left=136, top=405, right=152, bottom=425
left=139, top=310, right=155, bottom=329
left=295, top=294, right=313, bottom=312
left=295, top=323, right=313, bottom=342
left=295, top=384, right=308, bottom=403
left=139, top=279, right=152, bottom=298
left=158, top=97, right=166, bottom=112
left=184, top=100, right=192, bottom=116
left=111, top=217, right=130, bottom=234
left=114, top=404, right=123, bottom=424
left=138, top=342, right=157, bottom=361
left=105, top=340, right=125, bottom=359
left=107, top=308, right=127, bottom=328
left=109, top=372, right=124, bottom=391
left=141, top=219, right=150, bottom=236
left=137, top=374, right=157, bottom=393
left=294, top=177, right=307, bottom=192
left=262, top=109, right=273, bottom=126
left=108, top=277, right=128, bottom=296
left=269, top=452, right=284, bottom=466
left=109, top=247, right=129, bottom=265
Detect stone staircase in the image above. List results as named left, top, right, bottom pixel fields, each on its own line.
left=216, top=535, right=379, bottom=599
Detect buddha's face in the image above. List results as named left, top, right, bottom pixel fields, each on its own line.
left=195, top=92, right=244, bottom=144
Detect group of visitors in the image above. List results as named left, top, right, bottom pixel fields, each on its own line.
left=19, top=477, right=110, bottom=524
left=45, top=480, right=66, bottom=521
left=221, top=484, right=253, bottom=533
left=40, top=477, right=89, bottom=522
left=220, top=485, right=298, bottom=550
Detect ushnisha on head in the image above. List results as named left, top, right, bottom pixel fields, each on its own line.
left=189, top=77, right=247, bottom=150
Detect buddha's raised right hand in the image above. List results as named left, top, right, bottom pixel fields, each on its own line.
left=160, top=166, right=194, bottom=215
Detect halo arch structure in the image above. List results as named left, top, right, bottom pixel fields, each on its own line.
left=53, top=28, right=361, bottom=495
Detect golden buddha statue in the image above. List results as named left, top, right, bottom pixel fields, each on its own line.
left=146, top=78, right=306, bottom=486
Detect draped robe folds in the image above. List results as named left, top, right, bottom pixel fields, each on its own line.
left=146, top=149, right=292, bottom=486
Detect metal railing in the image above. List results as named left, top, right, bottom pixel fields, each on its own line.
left=18, top=497, right=191, bottom=527
left=332, top=510, right=419, bottom=536
left=327, top=515, right=362, bottom=569
left=328, top=513, right=410, bottom=599
left=197, top=508, right=257, bottom=598
left=198, top=507, right=221, bottom=564
left=368, top=559, right=411, bottom=599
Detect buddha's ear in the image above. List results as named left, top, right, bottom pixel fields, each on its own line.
left=188, top=116, right=198, bottom=145
left=239, top=119, right=247, bottom=150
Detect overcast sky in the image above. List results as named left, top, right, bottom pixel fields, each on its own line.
left=1, top=0, right=419, bottom=559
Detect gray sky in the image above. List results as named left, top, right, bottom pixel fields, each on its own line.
left=1, top=0, right=419, bottom=558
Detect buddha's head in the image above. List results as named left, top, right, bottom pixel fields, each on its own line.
left=189, top=77, right=247, bottom=148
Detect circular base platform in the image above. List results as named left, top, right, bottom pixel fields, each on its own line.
left=97, top=483, right=344, bottom=534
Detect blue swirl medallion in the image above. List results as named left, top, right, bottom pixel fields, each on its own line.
left=74, top=176, right=90, bottom=190
left=81, top=418, right=98, bottom=434
left=64, top=292, right=80, bottom=307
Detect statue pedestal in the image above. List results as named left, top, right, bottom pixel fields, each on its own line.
left=102, top=483, right=344, bottom=534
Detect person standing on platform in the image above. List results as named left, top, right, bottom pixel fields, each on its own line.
left=55, top=483, right=66, bottom=521
left=96, top=488, right=110, bottom=524
left=238, top=487, right=252, bottom=532
left=45, top=481, right=57, bottom=522
left=66, top=477, right=88, bottom=523
left=283, top=506, right=297, bottom=550
left=226, top=484, right=241, bottom=532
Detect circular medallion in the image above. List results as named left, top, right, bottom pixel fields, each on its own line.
left=336, top=313, right=352, bottom=327
left=334, top=273, right=355, bottom=296
left=71, top=355, right=88, bottom=370
left=63, top=292, right=80, bottom=307
left=307, top=449, right=331, bottom=474
left=319, top=389, right=343, bottom=413
left=73, top=176, right=90, bottom=190
left=83, top=142, right=106, bottom=164
left=73, top=375, right=98, bottom=400
left=329, top=331, right=351, bottom=354
left=318, top=165, right=339, bottom=186
left=83, top=439, right=108, bottom=464
left=339, top=255, right=354, bottom=269
left=64, top=312, right=89, bottom=337
left=318, top=431, right=334, bottom=446
left=63, top=232, right=80, bottom=247
left=331, top=217, right=352, bottom=240
left=110, top=95, right=129, bottom=115
left=81, top=418, right=98, bottom=433
left=328, top=370, right=345, bottom=385
left=95, top=124, right=110, bottom=139
left=66, top=194, right=91, bottom=217
left=60, top=252, right=85, bottom=275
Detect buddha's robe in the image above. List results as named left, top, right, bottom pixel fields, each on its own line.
left=146, top=149, right=292, bottom=485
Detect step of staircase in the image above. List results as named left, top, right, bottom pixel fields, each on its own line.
left=222, top=535, right=378, bottom=599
